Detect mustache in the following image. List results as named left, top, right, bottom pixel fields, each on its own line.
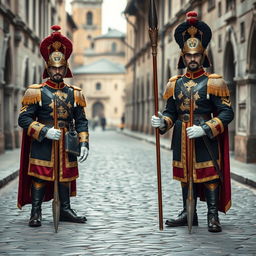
left=189, top=61, right=198, bottom=65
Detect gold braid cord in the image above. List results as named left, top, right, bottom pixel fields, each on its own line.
left=70, top=85, right=87, bottom=107
left=207, top=74, right=230, bottom=97
left=163, top=75, right=182, bottom=100
left=21, top=84, right=43, bottom=105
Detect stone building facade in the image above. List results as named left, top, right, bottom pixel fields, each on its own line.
left=124, top=0, right=256, bottom=163
left=71, top=0, right=102, bottom=66
left=0, top=0, right=76, bottom=154
left=71, top=0, right=126, bottom=128
left=73, top=30, right=126, bottom=127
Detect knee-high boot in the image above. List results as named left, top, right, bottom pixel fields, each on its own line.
left=29, top=178, right=46, bottom=227
left=204, top=181, right=222, bottom=232
left=59, top=182, right=87, bottom=223
left=165, top=182, right=198, bottom=227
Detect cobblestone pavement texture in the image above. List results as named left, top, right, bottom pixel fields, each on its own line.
left=0, top=130, right=255, bottom=255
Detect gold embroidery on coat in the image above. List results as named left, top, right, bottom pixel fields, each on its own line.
left=178, top=91, right=183, bottom=99
left=221, top=97, right=231, bottom=107
left=55, top=91, right=67, bottom=100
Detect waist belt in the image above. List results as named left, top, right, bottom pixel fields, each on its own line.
left=178, top=113, right=211, bottom=123
left=38, top=120, right=69, bottom=128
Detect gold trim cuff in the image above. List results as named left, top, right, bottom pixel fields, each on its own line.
left=205, top=117, right=224, bottom=137
left=163, top=116, right=173, bottom=131
left=79, top=132, right=89, bottom=143
left=27, top=121, right=46, bottom=141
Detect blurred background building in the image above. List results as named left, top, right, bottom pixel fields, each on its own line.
left=124, top=0, right=256, bottom=163
left=71, top=0, right=126, bottom=128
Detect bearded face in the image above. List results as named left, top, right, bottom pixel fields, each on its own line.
left=183, top=53, right=203, bottom=71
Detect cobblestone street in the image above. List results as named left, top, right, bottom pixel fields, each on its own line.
left=0, top=130, right=255, bottom=255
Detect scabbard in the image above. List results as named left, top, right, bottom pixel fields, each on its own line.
left=202, top=135, right=223, bottom=182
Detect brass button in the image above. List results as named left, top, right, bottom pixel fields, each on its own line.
left=183, top=113, right=190, bottom=122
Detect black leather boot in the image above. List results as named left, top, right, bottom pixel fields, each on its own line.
left=204, top=181, right=222, bottom=232
left=59, top=182, right=87, bottom=223
left=165, top=182, right=198, bottom=227
left=29, top=178, right=46, bottom=227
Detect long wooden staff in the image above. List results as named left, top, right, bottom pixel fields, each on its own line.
left=186, top=89, right=195, bottom=234
left=52, top=95, right=60, bottom=232
left=148, top=0, right=163, bottom=231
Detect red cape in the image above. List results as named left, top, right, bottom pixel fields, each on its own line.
left=198, top=127, right=231, bottom=213
left=218, top=126, right=232, bottom=213
left=17, top=131, right=76, bottom=209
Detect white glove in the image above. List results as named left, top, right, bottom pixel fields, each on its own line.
left=186, top=125, right=206, bottom=139
left=151, top=112, right=166, bottom=129
left=45, top=127, right=61, bottom=140
left=79, top=146, right=89, bottom=163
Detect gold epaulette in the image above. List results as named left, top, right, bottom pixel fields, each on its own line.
left=163, top=75, right=181, bottom=100
left=207, top=74, right=230, bottom=97
left=70, top=85, right=82, bottom=91
left=22, top=84, right=43, bottom=105
left=70, top=85, right=86, bottom=107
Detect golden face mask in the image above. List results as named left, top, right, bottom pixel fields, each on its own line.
left=47, top=51, right=67, bottom=67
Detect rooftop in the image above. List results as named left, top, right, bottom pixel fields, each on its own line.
left=94, top=28, right=125, bottom=40
left=73, top=58, right=126, bottom=75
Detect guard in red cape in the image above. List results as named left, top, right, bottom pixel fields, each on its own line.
left=151, top=12, right=234, bottom=232
left=17, top=25, right=89, bottom=227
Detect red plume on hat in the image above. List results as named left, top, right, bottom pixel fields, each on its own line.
left=40, top=25, right=73, bottom=79
left=186, top=11, right=198, bottom=25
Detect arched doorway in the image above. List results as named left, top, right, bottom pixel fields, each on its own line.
left=135, top=80, right=140, bottom=131
left=248, top=24, right=256, bottom=73
left=141, top=81, right=145, bottom=132
left=224, top=41, right=236, bottom=151
left=3, top=47, right=14, bottom=150
left=245, top=22, right=256, bottom=162
left=92, top=101, right=104, bottom=118
left=207, top=47, right=214, bottom=73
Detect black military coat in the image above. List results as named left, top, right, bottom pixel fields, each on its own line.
left=18, top=79, right=89, bottom=182
left=161, top=68, right=234, bottom=183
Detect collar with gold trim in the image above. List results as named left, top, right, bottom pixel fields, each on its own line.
left=184, top=68, right=205, bottom=79
left=45, top=79, right=65, bottom=89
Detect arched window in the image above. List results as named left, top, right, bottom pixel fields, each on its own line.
left=4, top=48, right=12, bottom=85
left=23, top=58, right=29, bottom=87
left=168, top=0, right=172, bottom=17
left=25, top=0, right=29, bottom=23
left=33, top=66, right=37, bottom=84
left=86, top=11, right=93, bottom=25
left=111, top=42, right=117, bottom=52
left=96, top=82, right=101, bottom=90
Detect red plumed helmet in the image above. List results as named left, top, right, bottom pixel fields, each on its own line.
left=186, top=11, right=198, bottom=25
left=40, top=25, right=73, bottom=79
